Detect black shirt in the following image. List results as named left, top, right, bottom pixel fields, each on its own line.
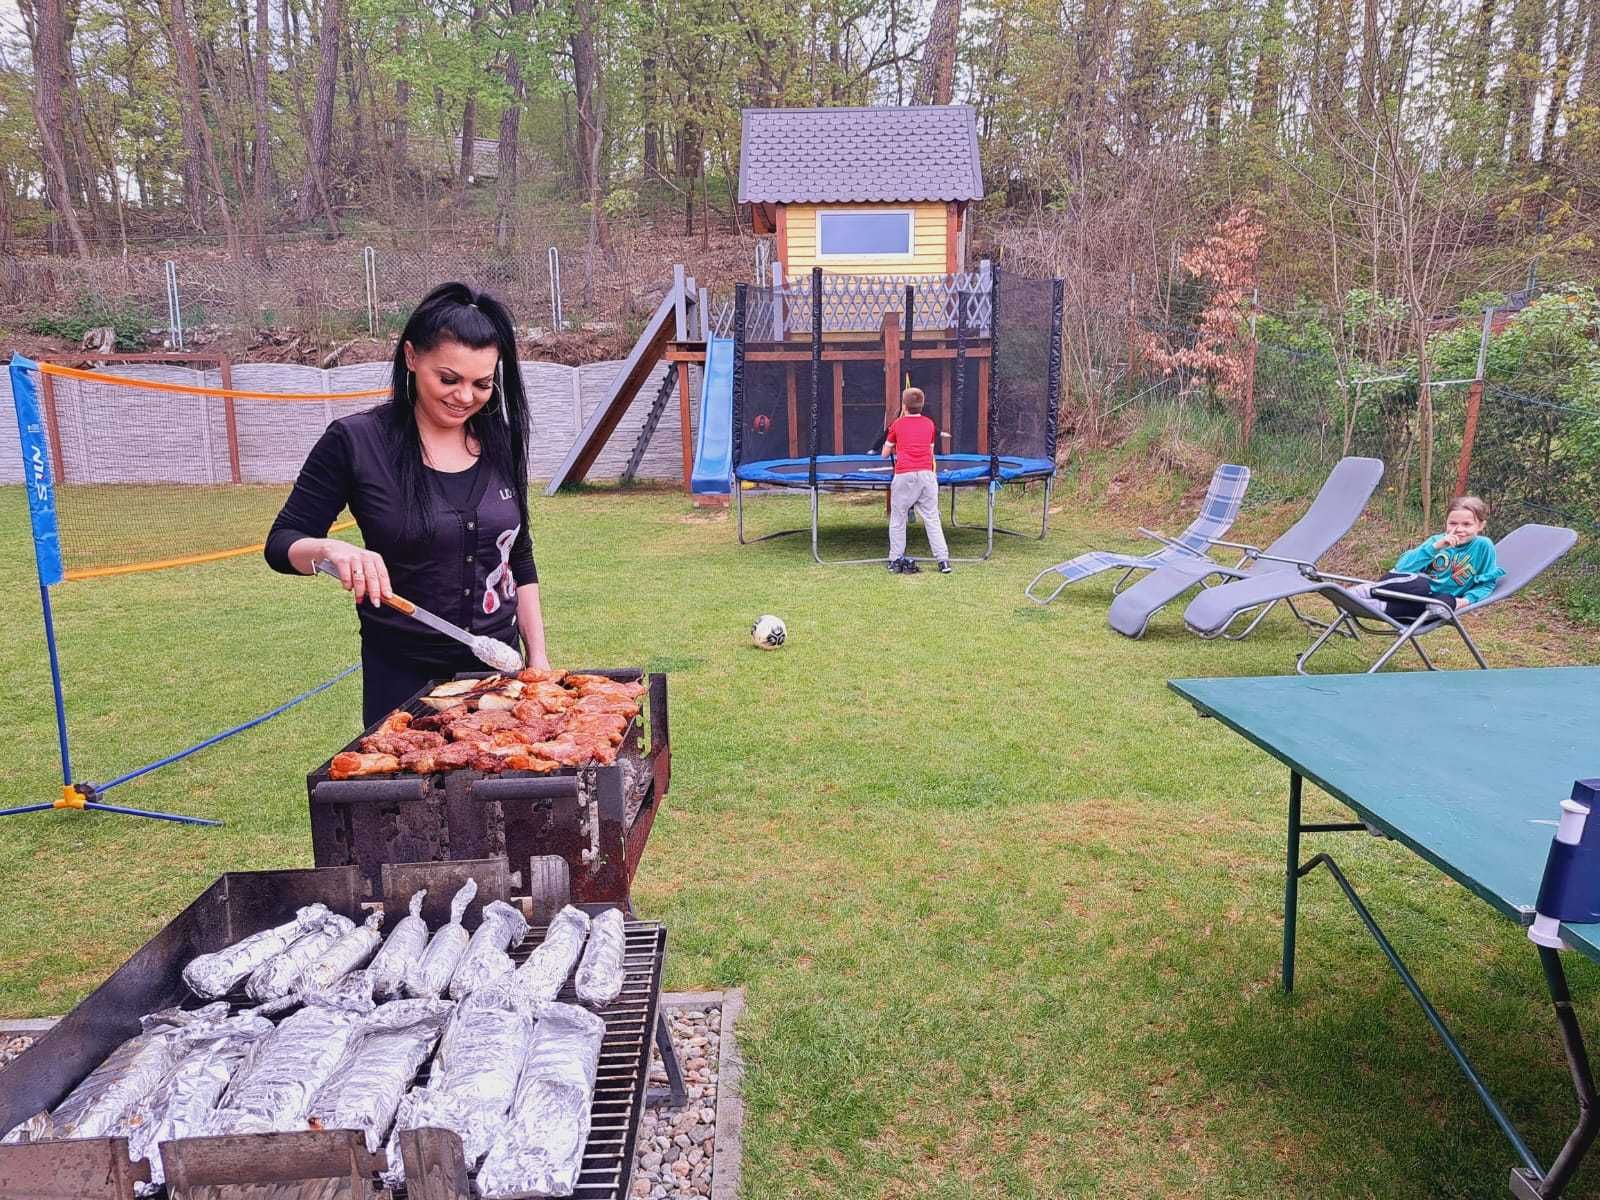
left=266, top=406, right=537, bottom=655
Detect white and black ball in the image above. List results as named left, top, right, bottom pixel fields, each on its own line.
left=751, top=614, right=787, bottom=650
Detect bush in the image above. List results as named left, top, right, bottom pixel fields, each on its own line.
left=27, top=297, right=155, bottom=350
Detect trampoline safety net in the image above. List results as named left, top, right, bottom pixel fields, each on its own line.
left=731, top=269, right=1062, bottom=481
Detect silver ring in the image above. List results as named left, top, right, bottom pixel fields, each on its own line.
left=353, top=567, right=365, bottom=576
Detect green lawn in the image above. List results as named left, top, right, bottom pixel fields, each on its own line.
left=1, top=478, right=1597, bottom=1199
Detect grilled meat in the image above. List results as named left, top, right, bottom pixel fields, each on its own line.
left=360, top=729, right=447, bottom=757
left=330, top=752, right=401, bottom=779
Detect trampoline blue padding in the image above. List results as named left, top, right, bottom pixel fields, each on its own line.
left=736, top=453, right=1055, bottom=488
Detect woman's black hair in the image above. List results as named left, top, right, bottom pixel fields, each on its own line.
left=387, top=282, right=529, bottom=540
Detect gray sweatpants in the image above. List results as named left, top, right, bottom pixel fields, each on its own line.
left=888, top=470, right=949, bottom=562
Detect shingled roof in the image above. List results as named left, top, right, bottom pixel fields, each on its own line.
left=738, top=106, right=983, bottom=205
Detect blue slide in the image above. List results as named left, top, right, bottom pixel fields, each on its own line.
left=690, top=337, right=735, bottom=495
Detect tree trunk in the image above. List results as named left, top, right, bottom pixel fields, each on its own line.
left=495, top=0, right=532, bottom=252
left=295, top=0, right=340, bottom=226
left=911, top=0, right=959, bottom=104
left=1502, top=0, right=1548, bottom=163
left=1469, top=0, right=1499, bottom=101
left=247, top=0, right=272, bottom=262
left=27, top=0, right=88, bottom=254
left=456, top=0, right=484, bottom=194
left=1357, top=0, right=1380, bottom=119
left=1251, top=0, right=1287, bottom=129
left=571, top=0, right=608, bottom=290
left=166, top=0, right=242, bottom=257
left=1541, top=0, right=1579, bottom=161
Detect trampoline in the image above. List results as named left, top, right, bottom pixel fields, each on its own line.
left=730, top=266, right=1065, bottom=565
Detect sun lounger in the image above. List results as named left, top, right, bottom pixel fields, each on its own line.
left=1023, top=463, right=1250, bottom=606
left=1105, top=456, right=1384, bottom=639
left=1290, top=523, right=1578, bottom=673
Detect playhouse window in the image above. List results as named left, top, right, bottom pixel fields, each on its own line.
left=817, top=210, right=913, bottom=257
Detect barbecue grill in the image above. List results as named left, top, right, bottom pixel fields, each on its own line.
left=307, top=668, right=671, bottom=912
left=0, top=861, right=669, bottom=1199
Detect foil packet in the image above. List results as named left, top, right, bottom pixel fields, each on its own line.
left=182, top=904, right=330, bottom=998
left=477, top=905, right=591, bottom=1014
left=450, top=900, right=530, bottom=1000
left=574, top=907, right=627, bottom=1008
left=299, top=911, right=385, bottom=994
left=404, top=879, right=477, bottom=999
left=368, top=890, right=428, bottom=999
left=8, top=1003, right=230, bottom=1143
left=206, top=1004, right=362, bottom=1133
left=304, top=968, right=377, bottom=1015
left=381, top=990, right=535, bottom=1185
left=307, top=998, right=453, bottom=1152
left=125, top=1011, right=276, bottom=1193
left=476, top=1002, right=608, bottom=1198
left=244, top=913, right=356, bottom=1002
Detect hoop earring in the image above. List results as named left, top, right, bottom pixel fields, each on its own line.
left=405, top=370, right=415, bottom=407
left=495, top=360, right=509, bottom=426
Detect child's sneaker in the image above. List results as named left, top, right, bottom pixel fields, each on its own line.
left=938, top=560, right=952, bottom=574
left=901, top=558, right=921, bottom=574
left=886, top=557, right=903, bottom=573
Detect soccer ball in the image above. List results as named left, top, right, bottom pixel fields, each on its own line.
left=751, top=614, right=786, bottom=650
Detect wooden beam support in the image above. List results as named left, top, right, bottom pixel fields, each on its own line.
left=882, top=310, right=901, bottom=425
left=786, top=365, right=798, bottom=458
left=832, top=361, right=844, bottom=454
left=977, top=357, right=990, bottom=454
left=775, top=206, right=788, bottom=277
left=678, top=359, right=694, bottom=492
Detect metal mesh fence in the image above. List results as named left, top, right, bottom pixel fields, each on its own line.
left=7, top=224, right=616, bottom=343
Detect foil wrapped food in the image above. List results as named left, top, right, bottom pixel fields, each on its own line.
left=381, top=991, right=535, bottom=1184
left=300, top=911, right=385, bottom=994
left=182, top=904, right=330, bottom=998
left=206, top=1004, right=362, bottom=1134
left=404, top=879, right=477, bottom=999
left=6, top=1003, right=230, bottom=1143
left=574, top=907, right=627, bottom=1008
left=368, top=890, right=428, bottom=999
left=476, top=1002, right=608, bottom=1198
left=125, top=1011, right=275, bottom=1193
left=244, top=913, right=356, bottom=1002
left=307, top=998, right=453, bottom=1152
left=450, top=900, right=529, bottom=1000
left=478, top=905, right=591, bottom=1013
left=305, top=968, right=377, bottom=1015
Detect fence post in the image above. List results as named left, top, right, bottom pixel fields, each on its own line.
left=548, top=247, right=563, bottom=330
left=1454, top=306, right=1494, bottom=497
left=771, top=262, right=785, bottom=341
left=672, top=265, right=687, bottom=341
left=362, top=246, right=378, bottom=336
left=1241, top=288, right=1259, bottom=445
left=219, top=356, right=242, bottom=484
left=165, top=261, right=184, bottom=350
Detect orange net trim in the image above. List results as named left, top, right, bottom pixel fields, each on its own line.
left=39, top=361, right=391, bottom=402
left=62, top=519, right=358, bottom=581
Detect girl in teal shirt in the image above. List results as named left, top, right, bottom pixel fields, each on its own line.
left=1351, top=495, right=1505, bottom=617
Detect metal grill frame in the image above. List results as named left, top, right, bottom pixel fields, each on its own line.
left=0, top=867, right=668, bottom=1200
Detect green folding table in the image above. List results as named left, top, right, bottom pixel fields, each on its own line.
left=1170, top=666, right=1600, bottom=1199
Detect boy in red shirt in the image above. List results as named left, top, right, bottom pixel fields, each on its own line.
left=880, top=386, right=951, bottom=574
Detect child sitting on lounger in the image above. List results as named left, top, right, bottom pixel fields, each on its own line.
left=1349, top=495, right=1505, bottom=618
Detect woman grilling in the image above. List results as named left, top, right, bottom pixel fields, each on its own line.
left=266, top=282, right=550, bottom=726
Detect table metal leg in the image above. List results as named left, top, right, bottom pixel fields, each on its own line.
left=1284, top=771, right=1302, bottom=994
left=1509, top=947, right=1600, bottom=1198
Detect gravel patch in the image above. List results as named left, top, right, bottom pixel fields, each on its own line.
left=634, top=1004, right=721, bottom=1199
left=0, top=1035, right=35, bottom=1071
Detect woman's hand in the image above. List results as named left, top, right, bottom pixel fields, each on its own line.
left=315, top=539, right=392, bottom=607
left=526, top=648, right=551, bottom=671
